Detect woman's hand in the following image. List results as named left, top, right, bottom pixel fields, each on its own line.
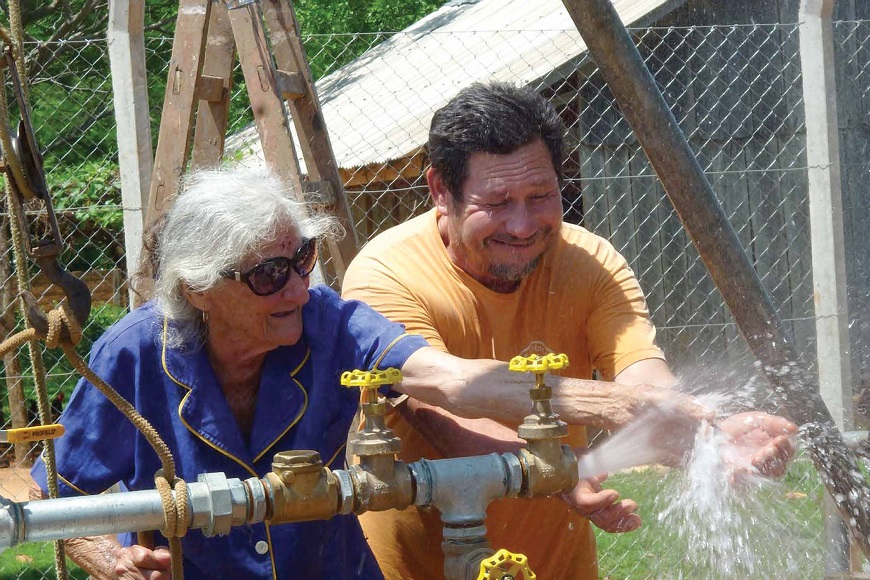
left=560, top=472, right=641, bottom=533
left=716, top=411, right=798, bottom=480
left=113, top=545, right=172, bottom=580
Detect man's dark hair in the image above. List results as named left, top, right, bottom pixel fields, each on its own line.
left=427, top=81, right=565, bottom=203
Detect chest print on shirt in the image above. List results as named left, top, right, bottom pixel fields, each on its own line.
left=519, top=340, right=557, bottom=357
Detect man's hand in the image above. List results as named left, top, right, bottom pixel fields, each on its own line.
left=113, top=545, right=172, bottom=580
left=560, top=473, right=641, bottom=533
left=716, top=411, right=798, bottom=480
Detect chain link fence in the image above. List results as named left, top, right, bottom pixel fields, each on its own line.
left=1, top=7, right=869, bottom=578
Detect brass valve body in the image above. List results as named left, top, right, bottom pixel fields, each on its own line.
left=349, top=459, right=415, bottom=513
left=265, top=450, right=340, bottom=525
left=517, top=444, right=578, bottom=498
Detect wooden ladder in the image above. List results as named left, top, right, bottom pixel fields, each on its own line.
left=146, top=0, right=358, bottom=284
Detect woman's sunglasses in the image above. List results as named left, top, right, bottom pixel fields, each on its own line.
left=222, top=237, right=318, bottom=296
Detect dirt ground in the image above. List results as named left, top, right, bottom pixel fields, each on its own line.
left=0, top=467, right=34, bottom=501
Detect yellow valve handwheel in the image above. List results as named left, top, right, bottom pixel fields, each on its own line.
left=478, top=548, right=536, bottom=579
left=340, top=368, right=403, bottom=389
left=508, top=353, right=569, bottom=374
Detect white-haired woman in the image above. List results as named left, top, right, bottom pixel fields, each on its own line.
left=31, top=167, right=429, bottom=579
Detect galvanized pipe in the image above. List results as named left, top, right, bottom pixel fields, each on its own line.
left=410, top=452, right=525, bottom=580
left=560, top=0, right=870, bottom=555
left=0, top=490, right=167, bottom=545
left=0, top=473, right=267, bottom=548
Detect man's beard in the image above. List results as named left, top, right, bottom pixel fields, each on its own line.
left=483, top=227, right=553, bottom=284
left=488, top=254, right=543, bottom=284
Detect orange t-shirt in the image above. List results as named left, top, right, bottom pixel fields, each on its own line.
left=342, top=209, right=664, bottom=579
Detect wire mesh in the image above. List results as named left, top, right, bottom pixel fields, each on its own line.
left=1, top=10, right=868, bottom=579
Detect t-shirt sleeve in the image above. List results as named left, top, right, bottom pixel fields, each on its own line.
left=584, top=242, right=665, bottom=380
left=308, top=286, right=429, bottom=395
left=342, top=247, right=448, bottom=351
left=31, top=337, right=139, bottom=497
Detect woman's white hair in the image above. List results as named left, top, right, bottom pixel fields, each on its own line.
left=154, top=166, right=341, bottom=347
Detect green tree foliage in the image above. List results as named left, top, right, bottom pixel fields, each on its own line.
left=294, top=0, right=445, bottom=35
left=1, top=0, right=446, bottom=279
left=294, top=0, right=445, bottom=78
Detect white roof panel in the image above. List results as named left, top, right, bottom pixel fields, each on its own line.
left=227, top=0, right=684, bottom=172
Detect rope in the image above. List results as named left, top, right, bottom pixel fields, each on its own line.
left=7, top=0, right=27, bottom=106
left=55, top=311, right=189, bottom=577
left=1, top=2, right=65, bottom=576
left=0, top=306, right=191, bottom=576
left=156, top=472, right=189, bottom=580
left=0, top=4, right=186, bottom=573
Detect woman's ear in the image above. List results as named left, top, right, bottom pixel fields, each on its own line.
left=182, top=282, right=210, bottom=312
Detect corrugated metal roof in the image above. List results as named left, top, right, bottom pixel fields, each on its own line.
left=227, top=0, right=685, bottom=173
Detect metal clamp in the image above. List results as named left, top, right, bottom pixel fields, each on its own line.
left=1, top=48, right=91, bottom=336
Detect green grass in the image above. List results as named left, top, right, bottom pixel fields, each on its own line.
left=0, top=543, right=87, bottom=579
left=595, top=458, right=826, bottom=579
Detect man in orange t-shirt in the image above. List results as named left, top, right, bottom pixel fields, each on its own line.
left=342, top=82, right=797, bottom=579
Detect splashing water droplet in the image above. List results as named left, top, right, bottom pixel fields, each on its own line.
left=588, top=362, right=827, bottom=577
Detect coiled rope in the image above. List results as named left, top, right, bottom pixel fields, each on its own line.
left=0, top=3, right=188, bottom=576
left=0, top=306, right=190, bottom=578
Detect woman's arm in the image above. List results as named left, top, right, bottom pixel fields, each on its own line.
left=28, top=480, right=171, bottom=580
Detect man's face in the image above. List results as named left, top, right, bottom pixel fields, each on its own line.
left=431, top=139, right=563, bottom=292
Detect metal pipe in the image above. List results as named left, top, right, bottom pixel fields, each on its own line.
left=2, top=490, right=167, bottom=545
left=0, top=473, right=266, bottom=548
left=410, top=453, right=525, bottom=579
left=559, top=0, right=870, bottom=555
left=411, top=453, right=523, bottom=523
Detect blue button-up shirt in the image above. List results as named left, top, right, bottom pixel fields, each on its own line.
left=33, top=285, right=428, bottom=579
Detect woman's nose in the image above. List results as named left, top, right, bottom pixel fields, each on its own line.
left=281, top=271, right=311, bottom=303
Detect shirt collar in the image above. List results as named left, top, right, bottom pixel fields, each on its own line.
left=160, top=318, right=310, bottom=468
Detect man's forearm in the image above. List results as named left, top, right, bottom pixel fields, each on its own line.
left=399, top=348, right=706, bottom=431
left=398, top=348, right=628, bottom=428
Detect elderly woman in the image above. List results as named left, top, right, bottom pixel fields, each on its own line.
left=31, top=167, right=431, bottom=579
left=31, top=167, right=797, bottom=579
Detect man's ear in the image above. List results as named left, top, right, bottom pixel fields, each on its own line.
left=427, top=167, right=452, bottom=216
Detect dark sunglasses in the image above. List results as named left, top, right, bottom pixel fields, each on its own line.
left=222, top=237, right=318, bottom=296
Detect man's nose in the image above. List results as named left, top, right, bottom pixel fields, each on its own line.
left=504, top=203, right=537, bottom=238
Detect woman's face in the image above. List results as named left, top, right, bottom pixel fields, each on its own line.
left=193, top=233, right=312, bottom=356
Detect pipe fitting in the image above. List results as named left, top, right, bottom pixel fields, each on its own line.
left=442, top=537, right=493, bottom=580
left=413, top=453, right=520, bottom=526
left=264, top=450, right=340, bottom=525
left=517, top=444, right=578, bottom=498
left=188, top=472, right=255, bottom=537
left=348, top=459, right=414, bottom=513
